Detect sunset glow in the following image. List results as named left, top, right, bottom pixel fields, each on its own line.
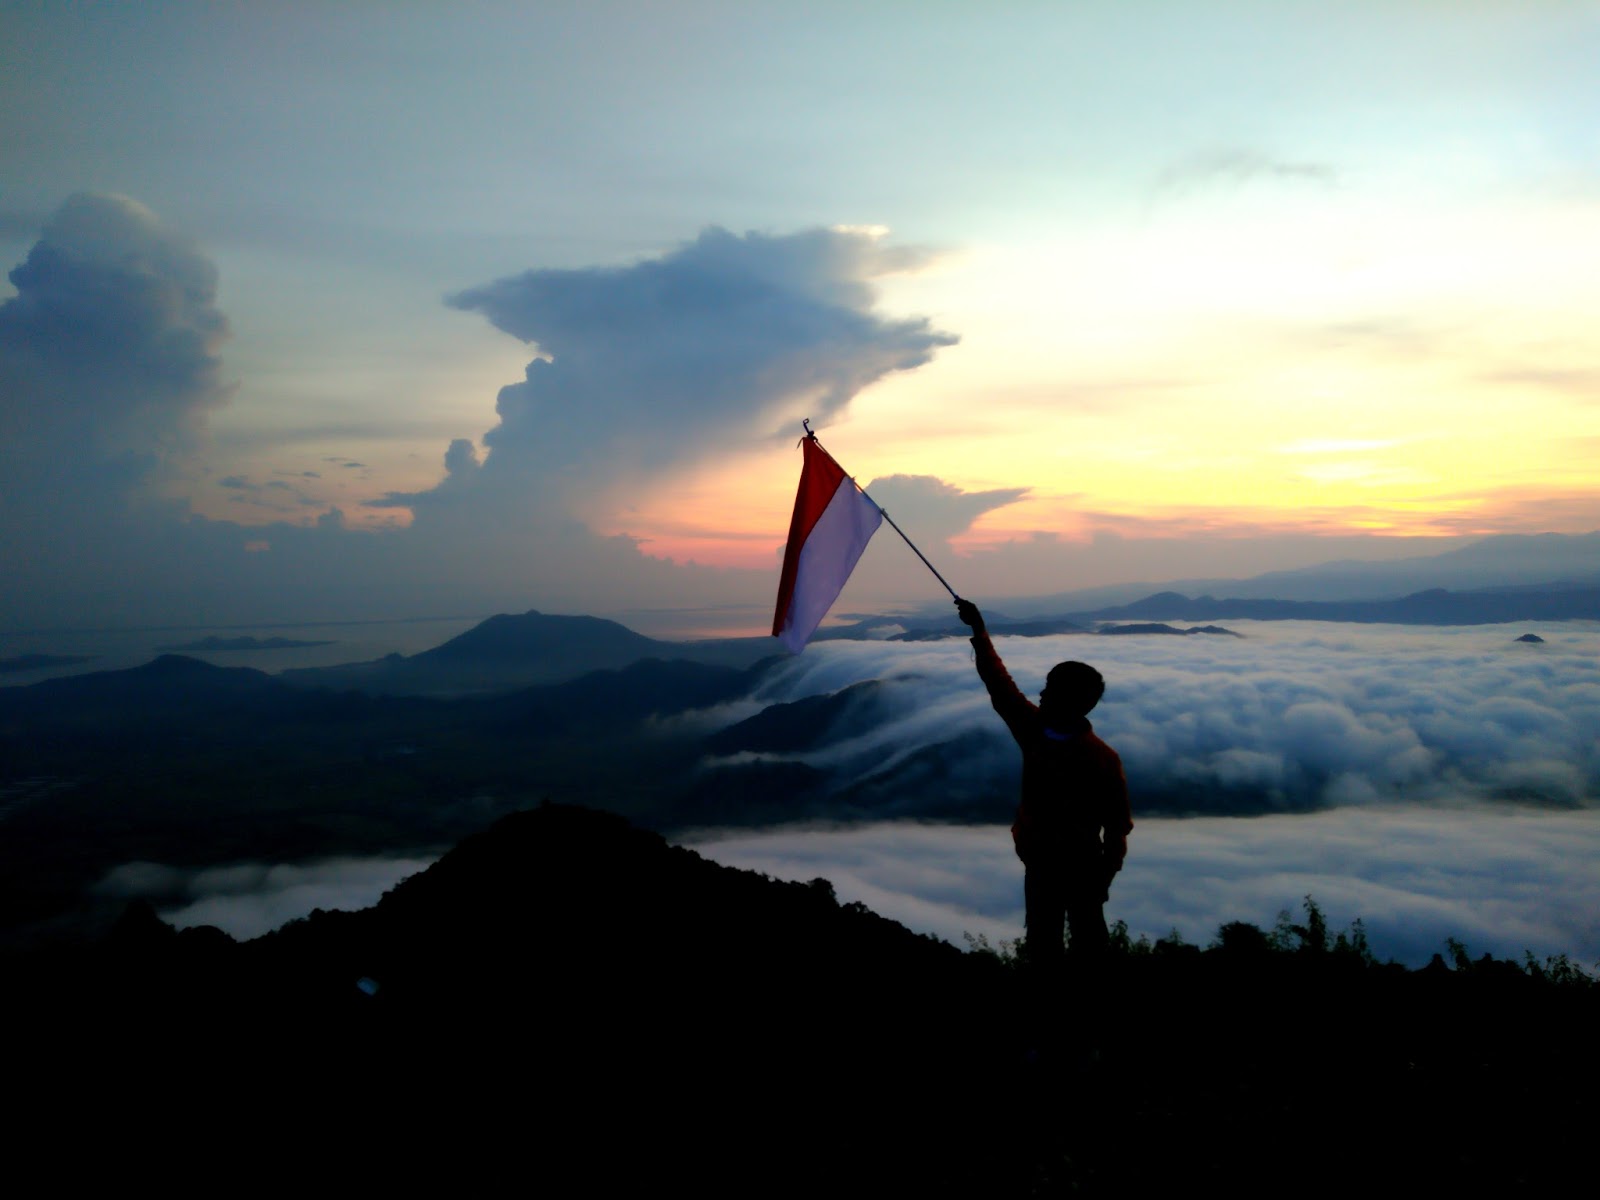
left=3, top=2, right=1597, bottom=629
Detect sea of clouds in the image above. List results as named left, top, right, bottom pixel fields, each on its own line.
left=95, top=856, right=438, bottom=942
left=689, top=620, right=1600, bottom=813
left=679, top=620, right=1599, bottom=965
left=115, top=621, right=1598, bottom=964
left=685, top=809, right=1600, bottom=967
left=123, top=806, right=1600, bottom=967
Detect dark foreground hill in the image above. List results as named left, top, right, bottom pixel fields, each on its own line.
left=8, top=804, right=1595, bottom=1194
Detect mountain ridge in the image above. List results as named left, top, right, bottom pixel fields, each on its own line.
left=278, top=607, right=777, bottom=696
left=1068, top=583, right=1600, bottom=625
left=933, top=529, right=1600, bottom=615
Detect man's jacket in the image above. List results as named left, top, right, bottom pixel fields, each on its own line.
left=970, top=631, right=1133, bottom=872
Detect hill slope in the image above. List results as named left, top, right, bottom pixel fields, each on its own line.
left=9, top=804, right=1593, bottom=1194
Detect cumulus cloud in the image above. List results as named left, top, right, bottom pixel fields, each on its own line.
left=685, top=808, right=1600, bottom=967
left=0, top=192, right=230, bottom=490
left=371, top=437, right=481, bottom=510
left=414, top=225, right=955, bottom=514
left=696, top=622, right=1600, bottom=814
left=0, top=191, right=249, bottom=624
left=0, top=194, right=242, bottom=624
left=0, top=202, right=963, bottom=628
left=341, top=224, right=962, bottom=618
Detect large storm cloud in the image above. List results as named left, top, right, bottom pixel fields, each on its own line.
left=0, top=192, right=230, bottom=477
left=438, top=226, right=955, bottom=501
left=365, top=226, right=962, bottom=616
left=368, top=223, right=962, bottom=608
left=0, top=194, right=235, bottom=623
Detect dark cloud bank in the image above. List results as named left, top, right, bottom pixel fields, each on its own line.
left=1, top=196, right=955, bottom=628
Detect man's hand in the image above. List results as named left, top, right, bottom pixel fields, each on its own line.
left=955, top=598, right=986, bottom=636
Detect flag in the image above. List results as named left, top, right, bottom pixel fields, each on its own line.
left=772, top=433, right=883, bottom=652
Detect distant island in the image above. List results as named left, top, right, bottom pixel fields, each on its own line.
left=822, top=617, right=1243, bottom=642
left=0, top=653, right=95, bottom=675
left=1096, top=622, right=1243, bottom=637
left=155, top=635, right=335, bottom=652
left=1069, top=584, right=1600, bottom=625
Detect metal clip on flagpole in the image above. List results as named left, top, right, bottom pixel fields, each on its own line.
left=802, top=419, right=961, bottom=602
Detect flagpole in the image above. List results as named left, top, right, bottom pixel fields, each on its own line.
left=802, top=419, right=961, bottom=602
left=874, top=503, right=961, bottom=601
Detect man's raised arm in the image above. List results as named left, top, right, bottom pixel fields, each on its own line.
left=956, top=599, right=1033, bottom=732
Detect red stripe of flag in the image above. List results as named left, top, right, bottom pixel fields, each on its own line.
left=772, top=435, right=883, bottom=652
left=772, top=436, right=848, bottom=637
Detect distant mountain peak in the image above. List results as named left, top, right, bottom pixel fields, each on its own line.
left=417, top=609, right=661, bottom=663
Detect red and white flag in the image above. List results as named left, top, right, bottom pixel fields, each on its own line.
left=772, top=433, right=883, bottom=652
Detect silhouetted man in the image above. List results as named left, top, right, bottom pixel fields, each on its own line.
left=956, top=599, right=1131, bottom=969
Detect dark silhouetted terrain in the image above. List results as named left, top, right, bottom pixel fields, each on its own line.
left=8, top=804, right=1594, bottom=1194
left=0, top=652, right=767, bottom=937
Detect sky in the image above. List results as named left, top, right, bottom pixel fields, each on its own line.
left=4, top=2, right=1599, bottom=635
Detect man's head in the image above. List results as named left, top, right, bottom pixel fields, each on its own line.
left=1041, top=660, right=1105, bottom=718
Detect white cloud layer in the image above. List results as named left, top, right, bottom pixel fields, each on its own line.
left=684, top=807, right=1600, bottom=968
left=702, top=620, right=1600, bottom=813
left=76, top=621, right=1596, bottom=960
left=96, top=855, right=436, bottom=941
left=90, top=805, right=1598, bottom=967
